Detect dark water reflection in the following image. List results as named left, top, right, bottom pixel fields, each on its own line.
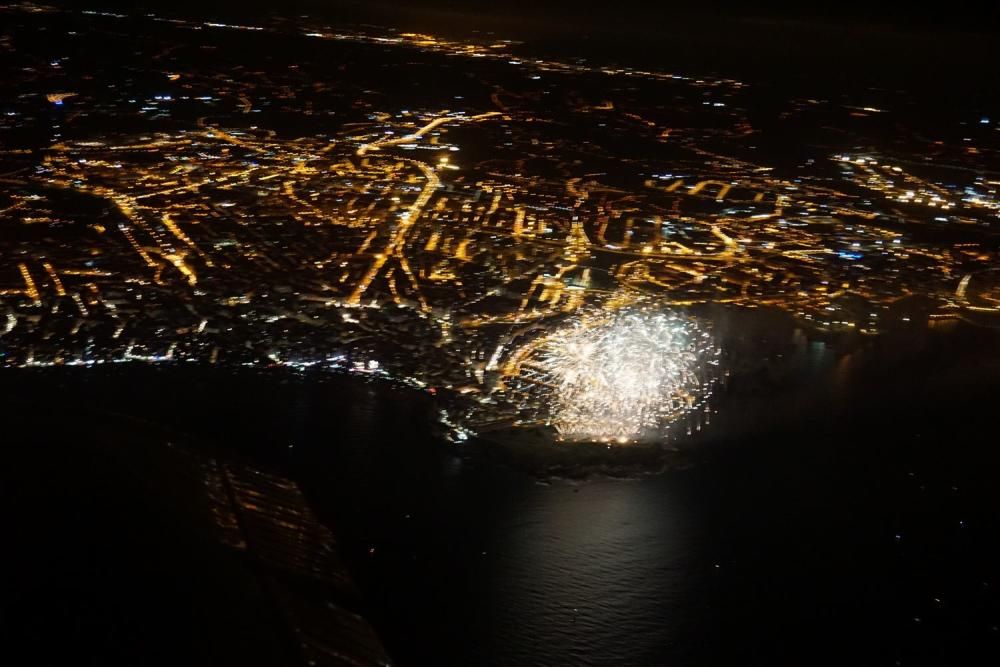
left=19, top=315, right=1000, bottom=665
left=289, top=319, right=1000, bottom=665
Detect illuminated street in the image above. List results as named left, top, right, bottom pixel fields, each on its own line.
left=1, top=4, right=998, bottom=446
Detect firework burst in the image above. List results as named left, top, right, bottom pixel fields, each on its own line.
left=527, top=308, right=718, bottom=443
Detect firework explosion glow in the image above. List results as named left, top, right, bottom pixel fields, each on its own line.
left=533, top=309, right=718, bottom=443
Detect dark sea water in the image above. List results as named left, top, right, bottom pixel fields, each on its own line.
left=7, top=317, right=1000, bottom=665
left=289, top=324, right=1000, bottom=666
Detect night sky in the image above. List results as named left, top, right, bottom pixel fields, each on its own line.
left=42, top=0, right=1000, bottom=30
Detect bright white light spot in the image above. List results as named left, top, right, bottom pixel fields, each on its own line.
left=530, top=309, right=719, bottom=442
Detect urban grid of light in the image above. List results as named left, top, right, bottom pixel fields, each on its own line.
left=536, top=309, right=718, bottom=443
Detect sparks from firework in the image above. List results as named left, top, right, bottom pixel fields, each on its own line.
left=534, top=309, right=717, bottom=443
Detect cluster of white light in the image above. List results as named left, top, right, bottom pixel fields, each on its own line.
left=534, top=309, right=717, bottom=443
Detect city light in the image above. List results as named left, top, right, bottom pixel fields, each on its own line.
left=2, top=1, right=997, bottom=442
